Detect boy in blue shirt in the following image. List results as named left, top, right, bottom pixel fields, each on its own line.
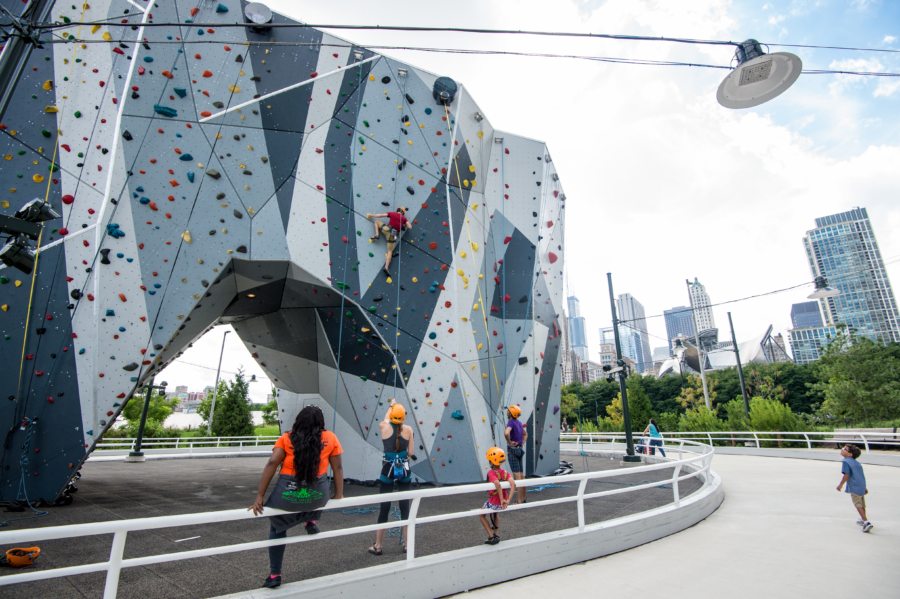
left=836, top=444, right=872, bottom=533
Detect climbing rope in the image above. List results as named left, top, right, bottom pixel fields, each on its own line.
left=0, top=419, right=49, bottom=527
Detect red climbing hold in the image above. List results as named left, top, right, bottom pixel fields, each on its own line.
left=82, top=240, right=89, bottom=247
left=161, top=70, right=174, bottom=79
left=429, top=242, right=437, bottom=250
left=58, top=228, right=68, bottom=235
left=62, top=194, right=74, bottom=205
left=316, top=185, right=324, bottom=190
left=310, top=72, right=318, bottom=78
left=504, top=294, right=511, bottom=303
left=450, top=381, right=457, bottom=388
left=342, top=235, right=348, bottom=243
left=61, top=144, right=70, bottom=152
left=202, top=70, right=213, bottom=77
left=200, top=111, right=212, bottom=117
left=504, top=236, right=512, bottom=244
left=138, top=66, right=145, bottom=75
left=548, top=252, right=558, bottom=264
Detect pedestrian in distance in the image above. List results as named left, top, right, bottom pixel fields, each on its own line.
left=369, top=399, right=415, bottom=556
left=504, top=405, right=528, bottom=504
left=643, top=419, right=666, bottom=457
left=479, top=447, right=516, bottom=545
left=249, top=406, right=344, bottom=589
left=366, top=207, right=412, bottom=277
left=836, top=444, right=873, bottom=533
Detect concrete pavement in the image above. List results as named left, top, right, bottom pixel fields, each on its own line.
left=462, top=454, right=900, bottom=599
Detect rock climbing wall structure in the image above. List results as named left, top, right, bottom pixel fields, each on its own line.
left=0, top=0, right=566, bottom=500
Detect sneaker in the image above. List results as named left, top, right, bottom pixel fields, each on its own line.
left=262, top=575, right=282, bottom=589
left=856, top=518, right=865, bottom=526
left=488, top=535, right=500, bottom=545
left=862, top=522, right=873, bottom=533
left=305, top=521, right=319, bottom=535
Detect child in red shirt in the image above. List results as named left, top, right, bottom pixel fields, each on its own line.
left=479, top=447, right=516, bottom=545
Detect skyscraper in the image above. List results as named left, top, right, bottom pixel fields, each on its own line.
left=598, top=326, right=615, bottom=346
left=616, top=293, right=652, bottom=373
left=566, top=296, right=589, bottom=361
left=803, top=207, right=900, bottom=343
left=688, top=278, right=716, bottom=332
left=791, top=301, right=824, bottom=329
left=664, top=306, right=695, bottom=351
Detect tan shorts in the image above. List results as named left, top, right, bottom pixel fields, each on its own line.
left=379, top=224, right=397, bottom=252
left=851, top=493, right=866, bottom=509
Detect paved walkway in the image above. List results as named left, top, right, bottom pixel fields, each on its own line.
left=462, top=454, right=900, bottom=598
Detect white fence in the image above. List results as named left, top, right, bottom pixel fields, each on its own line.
left=95, top=435, right=279, bottom=453
left=561, top=430, right=900, bottom=453
left=0, top=440, right=714, bottom=599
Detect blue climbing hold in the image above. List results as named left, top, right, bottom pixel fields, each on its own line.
left=216, top=2, right=229, bottom=12
left=197, top=28, right=204, bottom=35
left=118, top=326, right=126, bottom=332
left=78, top=348, right=85, bottom=354
left=116, top=253, right=123, bottom=258
left=153, top=104, right=178, bottom=118
left=143, top=56, right=153, bottom=63
left=174, top=87, right=187, bottom=98
left=428, top=332, right=436, bottom=339
left=187, top=172, right=195, bottom=183
left=451, top=410, right=464, bottom=421
left=179, top=154, right=193, bottom=161
left=148, top=290, right=156, bottom=295
left=425, top=108, right=432, bottom=115
left=136, top=186, right=144, bottom=192
left=153, top=283, right=161, bottom=289
left=139, top=197, right=150, bottom=204
left=106, top=309, right=115, bottom=316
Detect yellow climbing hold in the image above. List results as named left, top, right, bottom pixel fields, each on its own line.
left=471, top=365, right=476, bottom=370
left=42, top=80, right=52, bottom=90
left=369, top=75, right=375, bottom=81
left=478, top=274, right=483, bottom=279
left=482, top=416, right=486, bottom=422
left=462, top=180, right=469, bottom=187
left=462, top=316, right=468, bottom=322
left=471, top=204, right=479, bottom=211
left=478, top=131, right=484, bottom=138
left=456, top=268, right=464, bottom=276
left=468, top=165, right=475, bottom=173
left=412, top=277, right=418, bottom=283
left=473, top=303, right=479, bottom=310
left=386, top=276, right=392, bottom=284
left=102, top=31, right=111, bottom=41
left=14, top=281, right=22, bottom=287
left=0, top=201, right=8, bottom=209
left=471, top=242, right=479, bottom=251
left=407, top=140, right=413, bottom=146
left=0, top=305, right=6, bottom=311
left=482, top=373, right=488, bottom=378
left=91, top=24, right=100, bottom=34
left=248, top=207, right=255, bottom=214
left=181, top=230, right=193, bottom=244
left=377, top=184, right=383, bottom=189
left=32, top=174, right=44, bottom=183
left=45, top=106, right=58, bottom=113
left=477, top=343, right=483, bottom=350
left=228, top=85, right=241, bottom=93
left=460, top=250, right=467, bottom=258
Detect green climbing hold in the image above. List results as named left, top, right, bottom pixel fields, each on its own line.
left=368, top=306, right=376, bottom=312
left=73, top=111, right=81, bottom=118
left=63, top=16, right=71, bottom=23
left=360, top=375, right=367, bottom=381
left=0, top=276, right=8, bottom=284
left=363, top=120, right=369, bottom=127
left=336, top=282, right=350, bottom=290
left=41, top=129, right=51, bottom=137
left=368, top=252, right=374, bottom=257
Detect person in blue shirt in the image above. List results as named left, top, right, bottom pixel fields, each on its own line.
left=836, top=444, right=872, bottom=533
left=643, top=419, right=666, bottom=457
left=504, top=405, right=528, bottom=505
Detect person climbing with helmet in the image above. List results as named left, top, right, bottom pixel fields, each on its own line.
left=369, top=398, right=415, bottom=556
left=479, top=447, right=516, bottom=545
left=248, top=405, right=343, bottom=589
left=504, top=405, right=528, bottom=505
left=366, top=207, right=412, bottom=277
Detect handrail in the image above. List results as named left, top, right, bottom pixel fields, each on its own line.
left=0, top=440, right=715, bottom=597
left=560, top=431, right=900, bottom=454
left=94, top=435, right=280, bottom=451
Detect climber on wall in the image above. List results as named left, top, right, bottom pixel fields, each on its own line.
left=366, top=207, right=412, bottom=277
left=368, top=398, right=415, bottom=556
left=504, top=405, right=528, bottom=505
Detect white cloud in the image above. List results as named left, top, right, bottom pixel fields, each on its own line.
left=828, top=58, right=884, bottom=95
left=874, top=79, right=900, bottom=97
left=762, top=3, right=771, bottom=9
left=884, top=35, right=897, bottom=44
left=768, top=14, right=787, bottom=24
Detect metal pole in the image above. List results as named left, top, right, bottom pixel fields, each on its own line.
left=728, top=312, right=750, bottom=419
left=207, top=330, right=230, bottom=435
left=128, top=379, right=154, bottom=461
left=607, top=273, right=639, bottom=462
left=686, top=279, right=711, bottom=409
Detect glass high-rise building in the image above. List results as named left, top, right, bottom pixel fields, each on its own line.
left=664, top=306, right=695, bottom=351
left=790, top=301, right=824, bottom=329
left=803, top=207, right=900, bottom=344
left=616, top=293, right=652, bottom=373
left=566, top=296, right=589, bottom=361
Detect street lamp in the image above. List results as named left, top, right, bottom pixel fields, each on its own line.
left=727, top=312, right=751, bottom=420
left=717, top=40, right=802, bottom=109
left=125, top=379, right=168, bottom=463
left=207, top=330, right=231, bottom=436
left=808, top=276, right=840, bottom=300
left=606, top=273, right=640, bottom=462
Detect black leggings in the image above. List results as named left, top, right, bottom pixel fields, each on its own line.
left=378, top=479, right=411, bottom=524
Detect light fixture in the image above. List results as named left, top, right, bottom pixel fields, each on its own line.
left=0, top=237, right=36, bottom=274
left=397, top=68, right=407, bottom=78
left=717, top=39, right=802, bottom=109
left=250, top=374, right=257, bottom=382
left=353, top=51, right=363, bottom=61
left=474, top=111, right=483, bottom=122
left=243, top=2, right=273, bottom=34
left=246, top=293, right=256, bottom=298
left=16, top=198, right=61, bottom=223
left=808, top=275, right=840, bottom=299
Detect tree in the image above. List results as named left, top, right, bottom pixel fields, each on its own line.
left=261, top=392, right=279, bottom=428
left=678, top=374, right=717, bottom=410
left=122, top=391, right=178, bottom=424
left=813, top=326, right=900, bottom=424
left=625, top=376, right=653, bottom=432
left=200, top=371, right=255, bottom=436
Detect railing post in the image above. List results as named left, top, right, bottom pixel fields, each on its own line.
left=406, top=497, right=421, bottom=564
left=707, top=433, right=712, bottom=446
left=678, top=441, right=683, bottom=461
left=803, top=433, right=810, bottom=449
left=672, top=464, right=682, bottom=507
left=576, top=478, right=588, bottom=533
left=174, top=438, right=179, bottom=450
left=102, top=531, right=128, bottom=599
left=860, top=434, right=869, bottom=454
left=753, top=433, right=760, bottom=448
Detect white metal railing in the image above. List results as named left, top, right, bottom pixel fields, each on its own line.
left=560, top=430, right=900, bottom=454
left=94, top=435, right=279, bottom=453
left=0, top=440, right=715, bottom=598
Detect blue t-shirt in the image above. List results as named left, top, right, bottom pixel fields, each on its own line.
left=507, top=419, right=524, bottom=445
left=649, top=424, right=661, bottom=439
left=841, top=457, right=867, bottom=496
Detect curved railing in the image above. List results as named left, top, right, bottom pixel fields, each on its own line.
left=561, top=430, right=900, bottom=453
left=94, top=435, right=279, bottom=453
left=0, top=440, right=716, bottom=598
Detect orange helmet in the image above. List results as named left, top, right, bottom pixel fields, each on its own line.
left=1, top=547, right=40, bottom=568
left=486, top=447, right=506, bottom=466
left=507, top=405, right=521, bottom=419
left=388, top=403, right=406, bottom=424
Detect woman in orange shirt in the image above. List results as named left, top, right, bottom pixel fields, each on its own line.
left=249, top=405, right=343, bottom=589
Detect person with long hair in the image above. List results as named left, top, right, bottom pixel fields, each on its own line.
left=249, top=405, right=343, bottom=589
left=368, top=398, right=414, bottom=555
left=644, top=418, right=666, bottom=457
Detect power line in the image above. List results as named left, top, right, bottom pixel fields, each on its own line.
left=37, top=37, right=900, bottom=77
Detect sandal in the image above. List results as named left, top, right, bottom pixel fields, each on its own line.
left=368, top=546, right=383, bottom=556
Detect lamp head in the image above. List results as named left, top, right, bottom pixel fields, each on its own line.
left=16, top=198, right=61, bottom=223
left=808, top=276, right=840, bottom=299
left=0, top=237, right=36, bottom=274
left=717, top=40, right=802, bottom=109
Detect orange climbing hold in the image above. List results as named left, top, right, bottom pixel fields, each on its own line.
left=169, top=180, right=179, bottom=187
left=202, top=70, right=213, bottom=78
left=119, top=294, right=127, bottom=302
left=161, top=70, right=174, bottom=79
left=200, top=111, right=212, bottom=117
left=148, top=202, right=158, bottom=211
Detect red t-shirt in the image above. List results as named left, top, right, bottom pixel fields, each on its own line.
left=275, top=431, right=342, bottom=478
left=487, top=468, right=510, bottom=505
left=388, top=212, right=409, bottom=231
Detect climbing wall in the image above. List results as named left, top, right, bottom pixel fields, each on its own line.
left=0, top=0, right=566, bottom=499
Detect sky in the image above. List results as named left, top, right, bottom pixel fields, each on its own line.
left=157, top=0, right=900, bottom=398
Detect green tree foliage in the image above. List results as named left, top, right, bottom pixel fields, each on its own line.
left=624, top=376, right=653, bottom=431
left=261, top=399, right=279, bottom=428
left=678, top=374, right=717, bottom=410
left=122, top=390, right=178, bottom=424
left=678, top=406, right=723, bottom=432
left=813, top=326, right=900, bottom=423
left=747, top=396, right=800, bottom=431
left=199, top=371, right=255, bottom=436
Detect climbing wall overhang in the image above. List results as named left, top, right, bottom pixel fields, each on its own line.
left=0, top=0, right=566, bottom=500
